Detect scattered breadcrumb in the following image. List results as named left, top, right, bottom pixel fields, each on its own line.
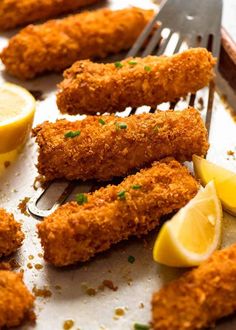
left=17, top=197, right=30, bottom=217
left=32, top=285, right=52, bottom=298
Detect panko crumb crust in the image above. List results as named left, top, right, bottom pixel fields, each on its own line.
left=0, top=208, right=24, bottom=258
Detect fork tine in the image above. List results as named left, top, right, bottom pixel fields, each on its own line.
left=186, top=33, right=197, bottom=49
left=189, top=93, right=196, bottom=107
left=198, top=34, right=209, bottom=49
left=211, top=35, right=221, bottom=59
left=173, top=36, right=183, bottom=54
left=141, top=27, right=164, bottom=57
left=156, top=30, right=173, bottom=56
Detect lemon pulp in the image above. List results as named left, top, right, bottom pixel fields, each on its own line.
left=0, top=83, right=36, bottom=153
left=153, top=181, right=222, bottom=267
left=193, top=154, right=236, bottom=215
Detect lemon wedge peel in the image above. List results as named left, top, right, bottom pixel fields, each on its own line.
left=153, top=181, right=222, bottom=267
left=193, top=154, right=236, bottom=215
left=0, top=83, right=36, bottom=153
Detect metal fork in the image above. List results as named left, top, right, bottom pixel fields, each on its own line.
left=28, top=0, right=222, bottom=218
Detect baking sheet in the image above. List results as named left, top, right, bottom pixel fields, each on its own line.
left=0, top=1, right=236, bottom=329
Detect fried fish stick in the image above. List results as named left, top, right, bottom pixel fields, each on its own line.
left=152, top=243, right=236, bottom=330
left=0, top=0, right=102, bottom=30
left=0, top=208, right=24, bottom=258
left=57, top=48, right=216, bottom=115
left=0, top=8, right=154, bottom=79
left=0, top=271, right=35, bottom=328
left=38, top=158, right=198, bottom=266
left=33, top=108, right=209, bottom=182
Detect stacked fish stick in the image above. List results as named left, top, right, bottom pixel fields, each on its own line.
left=1, top=1, right=235, bottom=329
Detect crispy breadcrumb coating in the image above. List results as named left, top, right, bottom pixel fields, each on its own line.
left=0, top=0, right=102, bottom=30
left=57, top=48, right=216, bottom=115
left=152, top=243, right=236, bottom=330
left=38, top=158, right=198, bottom=266
left=0, top=208, right=24, bottom=258
left=0, top=7, right=154, bottom=79
left=0, top=271, right=35, bottom=328
left=33, top=108, right=209, bottom=182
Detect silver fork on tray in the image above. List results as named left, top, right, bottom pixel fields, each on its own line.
left=28, top=0, right=223, bottom=218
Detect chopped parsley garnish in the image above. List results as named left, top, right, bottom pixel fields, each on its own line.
left=134, top=324, right=150, bottom=330
left=76, top=193, right=88, bottom=205
left=128, top=61, right=138, bottom=65
left=114, top=61, right=123, bottom=69
left=98, top=118, right=106, bottom=125
left=144, top=66, right=152, bottom=72
left=128, top=255, right=135, bottom=264
left=64, top=130, right=81, bottom=138
left=116, top=122, right=128, bottom=130
left=131, top=184, right=142, bottom=190
left=117, top=190, right=126, bottom=200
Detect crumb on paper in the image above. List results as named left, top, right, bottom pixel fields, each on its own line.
left=99, top=280, right=118, bottom=292
left=227, top=150, right=235, bottom=156
left=63, top=319, right=74, bottom=330
left=34, top=263, right=43, bottom=270
left=38, top=252, right=43, bottom=258
left=27, top=263, right=33, bottom=269
left=32, top=285, right=52, bottom=298
left=17, top=197, right=30, bottom=217
left=86, top=287, right=97, bottom=296
left=28, top=255, right=34, bottom=260
left=139, top=302, right=145, bottom=309
left=114, top=307, right=126, bottom=317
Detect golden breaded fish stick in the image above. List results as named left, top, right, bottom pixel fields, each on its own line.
left=0, top=208, right=24, bottom=257
left=38, top=158, right=198, bottom=266
left=0, top=271, right=35, bottom=328
left=57, top=48, right=215, bottom=115
left=0, top=0, right=102, bottom=30
left=33, top=108, right=209, bottom=182
left=152, top=243, right=236, bottom=330
left=0, top=7, right=154, bottom=79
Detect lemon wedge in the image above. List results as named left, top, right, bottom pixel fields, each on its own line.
left=153, top=181, right=222, bottom=267
left=193, top=155, right=236, bottom=215
left=0, top=83, right=36, bottom=153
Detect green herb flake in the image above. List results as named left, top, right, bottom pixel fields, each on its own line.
left=117, top=190, right=126, bottom=200
left=114, top=61, right=123, bottom=69
left=98, top=118, right=106, bottom=125
left=131, top=184, right=142, bottom=190
left=128, top=255, right=135, bottom=264
left=144, top=66, right=152, bottom=72
left=64, top=130, right=81, bottom=138
left=134, top=323, right=150, bottom=330
left=76, top=193, right=88, bottom=205
left=128, top=61, right=138, bottom=65
left=116, top=122, right=128, bottom=130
